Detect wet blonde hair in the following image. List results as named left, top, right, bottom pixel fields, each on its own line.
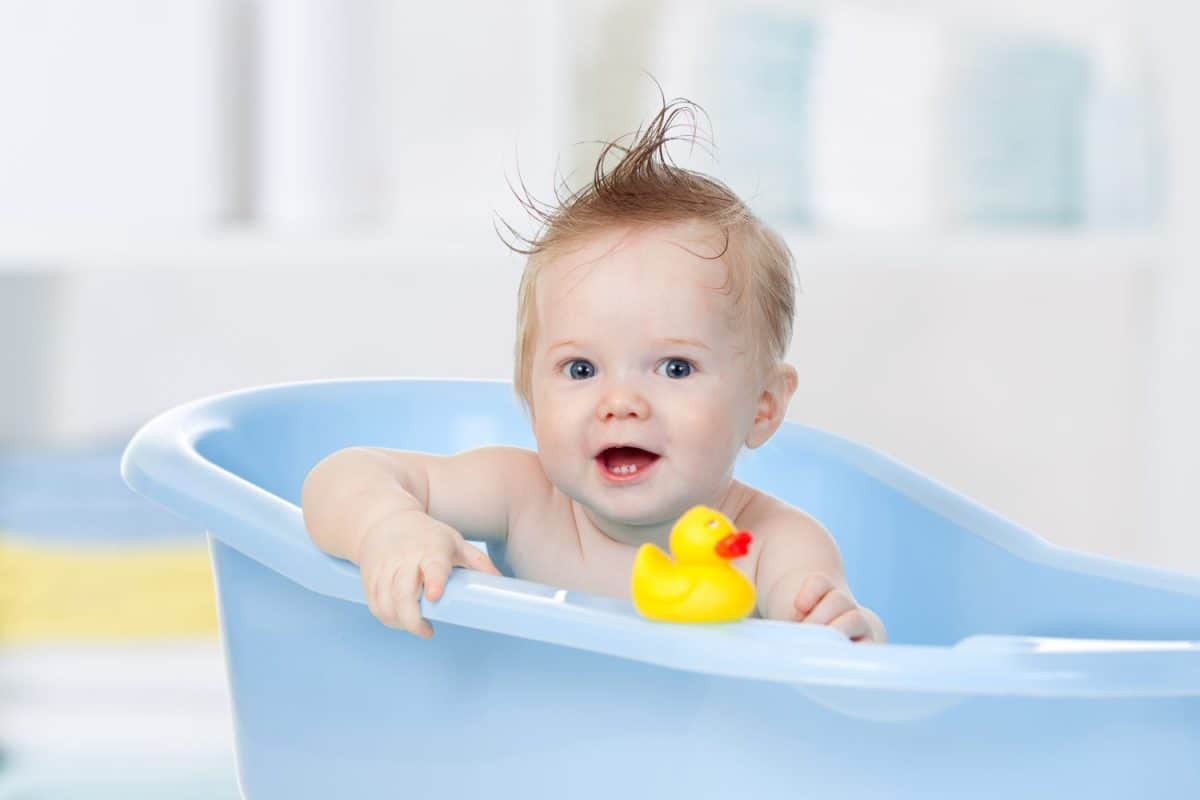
left=499, top=97, right=796, bottom=414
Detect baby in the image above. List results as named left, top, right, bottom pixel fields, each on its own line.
left=303, top=100, right=885, bottom=643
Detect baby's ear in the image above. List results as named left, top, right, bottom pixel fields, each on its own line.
left=745, top=363, right=798, bottom=449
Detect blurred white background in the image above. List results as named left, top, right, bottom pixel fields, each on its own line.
left=1, top=0, right=1195, bottom=568
left=2, top=0, right=1199, bottom=793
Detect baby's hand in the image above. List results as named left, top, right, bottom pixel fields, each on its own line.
left=792, top=573, right=882, bottom=643
left=356, top=510, right=500, bottom=638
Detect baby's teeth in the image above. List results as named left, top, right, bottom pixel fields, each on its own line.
left=611, top=464, right=638, bottom=475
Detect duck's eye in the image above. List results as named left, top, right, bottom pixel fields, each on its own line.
left=563, top=359, right=596, bottom=380
left=707, top=519, right=719, bottom=528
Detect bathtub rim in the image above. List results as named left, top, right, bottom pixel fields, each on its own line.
left=122, top=377, right=1200, bottom=699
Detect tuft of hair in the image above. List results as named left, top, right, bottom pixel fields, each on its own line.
left=498, top=95, right=797, bottom=414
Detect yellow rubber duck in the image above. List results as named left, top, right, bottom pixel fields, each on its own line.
left=631, top=505, right=756, bottom=623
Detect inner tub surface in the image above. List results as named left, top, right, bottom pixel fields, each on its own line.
left=123, top=379, right=1200, bottom=799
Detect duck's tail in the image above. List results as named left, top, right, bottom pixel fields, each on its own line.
left=632, top=543, right=693, bottom=607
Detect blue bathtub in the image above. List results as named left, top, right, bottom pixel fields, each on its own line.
left=122, top=379, right=1200, bottom=799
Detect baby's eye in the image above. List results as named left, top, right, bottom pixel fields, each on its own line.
left=656, top=358, right=694, bottom=379
left=563, top=359, right=596, bottom=380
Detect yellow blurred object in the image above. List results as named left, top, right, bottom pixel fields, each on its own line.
left=631, top=505, right=757, bottom=623
left=0, top=534, right=218, bottom=643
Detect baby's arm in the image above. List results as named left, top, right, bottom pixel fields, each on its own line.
left=753, top=505, right=886, bottom=643
left=302, top=445, right=542, bottom=636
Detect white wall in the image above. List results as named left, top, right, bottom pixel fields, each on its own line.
left=1140, top=3, right=1200, bottom=574
left=792, top=262, right=1152, bottom=564
left=0, top=0, right=236, bottom=228
left=37, top=258, right=523, bottom=438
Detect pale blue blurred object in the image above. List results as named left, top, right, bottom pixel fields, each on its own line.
left=705, top=10, right=816, bottom=225
left=0, top=437, right=200, bottom=543
left=949, top=33, right=1091, bottom=225
left=122, top=379, right=1200, bottom=799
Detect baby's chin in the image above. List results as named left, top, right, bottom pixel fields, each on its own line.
left=546, top=459, right=707, bottom=528
left=578, top=493, right=695, bottom=530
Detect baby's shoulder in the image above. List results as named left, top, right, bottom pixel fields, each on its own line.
left=734, top=486, right=846, bottom=578
left=736, top=486, right=832, bottom=545
left=468, top=445, right=550, bottom=494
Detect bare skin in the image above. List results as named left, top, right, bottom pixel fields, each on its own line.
left=303, top=222, right=886, bottom=643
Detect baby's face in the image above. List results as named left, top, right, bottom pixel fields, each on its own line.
left=529, top=222, right=763, bottom=528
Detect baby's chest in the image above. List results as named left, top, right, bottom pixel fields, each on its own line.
left=503, top=508, right=637, bottom=601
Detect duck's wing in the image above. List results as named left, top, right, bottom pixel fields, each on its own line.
left=632, top=544, right=694, bottom=602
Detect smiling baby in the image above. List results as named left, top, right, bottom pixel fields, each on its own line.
left=302, top=100, right=885, bottom=643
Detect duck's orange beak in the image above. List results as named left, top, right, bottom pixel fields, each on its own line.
left=714, top=531, right=752, bottom=559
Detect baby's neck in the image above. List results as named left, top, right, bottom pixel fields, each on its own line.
left=575, top=480, right=755, bottom=551
left=583, top=511, right=673, bottom=551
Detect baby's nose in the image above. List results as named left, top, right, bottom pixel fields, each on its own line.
left=596, top=387, right=650, bottom=421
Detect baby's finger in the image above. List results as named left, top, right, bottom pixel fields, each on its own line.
left=455, top=542, right=502, bottom=575
left=364, top=565, right=388, bottom=621
left=830, top=609, right=871, bottom=642
left=419, top=557, right=453, bottom=603
left=801, top=588, right=856, bottom=626
left=368, top=562, right=405, bottom=625
left=389, top=562, right=432, bottom=638
left=792, top=573, right=836, bottom=617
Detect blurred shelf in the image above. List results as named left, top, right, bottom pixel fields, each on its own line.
left=0, top=227, right=1160, bottom=274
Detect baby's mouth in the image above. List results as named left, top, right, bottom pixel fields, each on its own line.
left=596, top=446, right=661, bottom=479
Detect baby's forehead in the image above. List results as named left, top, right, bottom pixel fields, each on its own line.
left=558, top=220, right=725, bottom=259
left=537, top=223, right=738, bottom=309
left=532, top=228, right=759, bottom=361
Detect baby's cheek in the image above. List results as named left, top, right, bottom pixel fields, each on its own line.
left=530, top=405, right=562, bottom=449
left=533, top=448, right=571, bottom=494
left=703, top=394, right=750, bottom=454
left=677, top=435, right=736, bottom=484
left=534, top=426, right=581, bottom=481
